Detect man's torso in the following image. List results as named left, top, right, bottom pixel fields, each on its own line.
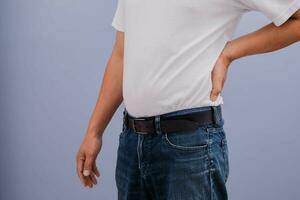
left=116, top=0, right=244, bottom=117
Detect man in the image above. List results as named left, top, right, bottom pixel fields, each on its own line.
left=76, top=0, right=300, bottom=199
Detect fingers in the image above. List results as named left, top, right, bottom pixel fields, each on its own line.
left=210, top=76, right=223, bottom=102
left=76, top=156, right=89, bottom=187
left=83, top=153, right=96, bottom=177
left=90, top=173, right=98, bottom=185
left=86, top=162, right=100, bottom=186
left=82, top=153, right=98, bottom=188
left=210, top=89, right=221, bottom=102
left=77, top=159, right=85, bottom=185
left=93, top=162, right=100, bottom=177
left=76, top=154, right=94, bottom=188
left=210, top=69, right=227, bottom=102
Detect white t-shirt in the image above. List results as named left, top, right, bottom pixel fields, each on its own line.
left=111, top=0, right=300, bottom=117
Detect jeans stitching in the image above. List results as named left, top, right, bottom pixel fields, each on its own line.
left=163, top=132, right=208, bottom=151
left=222, top=139, right=229, bottom=182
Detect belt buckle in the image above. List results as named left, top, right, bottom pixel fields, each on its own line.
left=133, top=118, right=148, bottom=134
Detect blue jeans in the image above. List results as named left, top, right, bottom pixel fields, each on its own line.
left=115, top=105, right=229, bottom=200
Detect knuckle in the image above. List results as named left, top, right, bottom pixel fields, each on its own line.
left=212, top=89, right=221, bottom=94
left=76, top=155, right=84, bottom=161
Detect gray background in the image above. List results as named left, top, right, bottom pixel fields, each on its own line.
left=1, top=0, right=299, bottom=199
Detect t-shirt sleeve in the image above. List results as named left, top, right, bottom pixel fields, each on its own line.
left=111, top=0, right=125, bottom=32
left=235, top=0, right=300, bottom=26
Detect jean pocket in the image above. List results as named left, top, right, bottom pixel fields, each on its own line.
left=221, top=138, right=229, bottom=182
left=163, top=127, right=208, bottom=151
left=206, top=125, right=226, bottom=143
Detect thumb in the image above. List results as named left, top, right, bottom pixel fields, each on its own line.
left=210, top=85, right=222, bottom=102
left=83, top=154, right=96, bottom=176
left=210, top=80, right=222, bottom=101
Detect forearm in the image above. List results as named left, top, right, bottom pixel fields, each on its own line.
left=225, top=19, right=300, bottom=62
left=85, top=51, right=124, bottom=138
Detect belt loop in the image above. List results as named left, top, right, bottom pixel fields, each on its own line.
left=211, top=106, right=218, bottom=125
left=218, top=105, right=224, bottom=126
left=155, top=115, right=162, bottom=135
left=123, top=108, right=128, bottom=131
left=211, top=105, right=222, bottom=126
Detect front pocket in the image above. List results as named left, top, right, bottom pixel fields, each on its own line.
left=163, top=127, right=208, bottom=151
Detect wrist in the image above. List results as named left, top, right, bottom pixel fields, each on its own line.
left=86, top=127, right=104, bottom=139
left=221, top=41, right=237, bottom=64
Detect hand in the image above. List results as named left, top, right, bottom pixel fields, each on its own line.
left=76, top=133, right=102, bottom=188
left=210, top=42, right=233, bottom=102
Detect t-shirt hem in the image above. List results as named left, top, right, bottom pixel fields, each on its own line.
left=126, top=100, right=225, bottom=118
left=272, top=0, right=300, bottom=26
left=111, top=21, right=125, bottom=32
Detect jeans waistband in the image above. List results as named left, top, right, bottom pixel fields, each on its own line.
left=122, top=105, right=224, bottom=134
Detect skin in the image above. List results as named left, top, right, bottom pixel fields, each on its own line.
left=210, top=10, right=300, bottom=101
left=76, top=9, right=300, bottom=188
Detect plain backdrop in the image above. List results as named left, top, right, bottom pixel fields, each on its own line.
left=1, top=0, right=299, bottom=199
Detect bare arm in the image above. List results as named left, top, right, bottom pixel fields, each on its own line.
left=86, top=31, right=125, bottom=138
left=224, top=9, right=300, bottom=62
left=76, top=31, right=125, bottom=188
left=210, top=9, right=300, bottom=101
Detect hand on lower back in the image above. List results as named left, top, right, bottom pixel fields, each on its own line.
left=210, top=42, right=233, bottom=102
left=76, top=133, right=102, bottom=188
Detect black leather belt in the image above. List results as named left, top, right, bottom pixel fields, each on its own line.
left=124, top=107, right=216, bottom=134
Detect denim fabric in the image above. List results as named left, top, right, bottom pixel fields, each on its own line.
left=115, top=105, right=229, bottom=200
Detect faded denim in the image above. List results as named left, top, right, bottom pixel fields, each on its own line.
left=115, top=105, right=229, bottom=200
